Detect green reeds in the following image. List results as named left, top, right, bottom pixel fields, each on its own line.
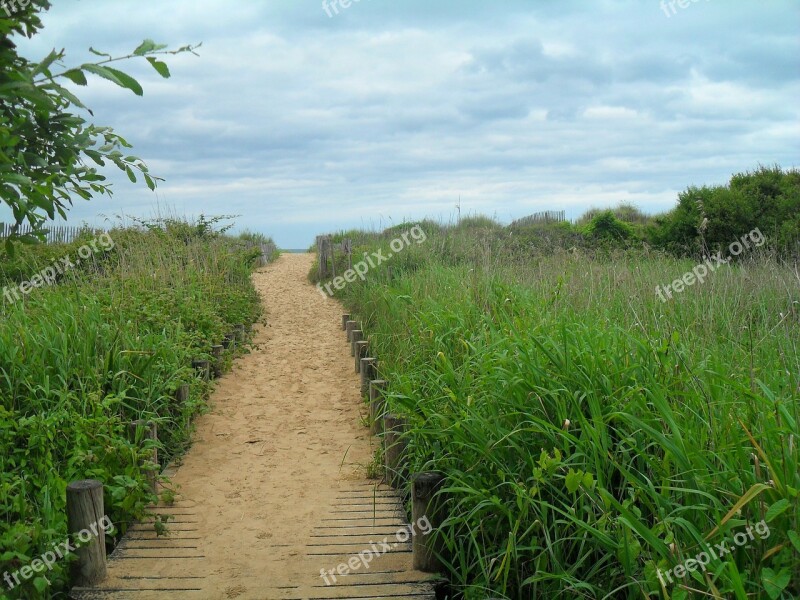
left=331, top=228, right=799, bottom=599
left=0, top=220, right=266, bottom=599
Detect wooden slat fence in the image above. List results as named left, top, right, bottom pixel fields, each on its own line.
left=251, top=242, right=277, bottom=268
left=1, top=224, right=277, bottom=267
left=511, top=210, right=566, bottom=227
left=316, top=235, right=352, bottom=279
left=0, top=222, right=89, bottom=244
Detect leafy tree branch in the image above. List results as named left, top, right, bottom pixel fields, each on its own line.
left=1, top=0, right=198, bottom=253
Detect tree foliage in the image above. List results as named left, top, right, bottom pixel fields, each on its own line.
left=0, top=0, right=198, bottom=252
left=649, top=165, right=800, bottom=256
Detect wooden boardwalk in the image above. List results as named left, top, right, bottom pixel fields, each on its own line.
left=69, top=254, right=438, bottom=600
left=70, top=481, right=437, bottom=599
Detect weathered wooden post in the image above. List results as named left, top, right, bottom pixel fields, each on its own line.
left=234, top=324, right=246, bottom=343
left=360, top=358, right=377, bottom=395
left=175, top=384, right=190, bottom=403
left=129, top=420, right=158, bottom=493
left=222, top=333, right=235, bottom=351
left=350, top=329, right=363, bottom=357
left=345, top=320, right=357, bottom=342
left=66, top=480, right=107, bottom=586
left=412, top=472, right=446, bottom=572
left=341, top=314, right=351, bottom=330
left=317, top=235, right=329, bottom=279
left=383, top=413, right=408, bottom=488
left=211, top=345, right=223, bottom=378
left=369, top=380, right=387, bottom=435
left=191, top=359, right=210, bottom=381
left=355, top=340, right=370, bottom=373
left=330, top=238, right=336, bottom=280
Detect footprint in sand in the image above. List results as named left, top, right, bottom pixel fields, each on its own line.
left=225, top=584, right=247, bottom=598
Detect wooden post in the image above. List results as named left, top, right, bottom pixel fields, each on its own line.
left=383, top=413, right=408, bottom=488
left=412, top=472, right=446, bottom=572
left=234, top=324, right=246, bottom=343
left=331, top=238, right=336, bottom=280
left=176, top=384, right=189, bottom=403
left=222, top=334, right=235, bottom=350
left=342, top=314, right=351, bottom=330
left=192, top=360, right=210, bottom=381
left=66, top=480, right=107, bottom=586
left=317, top=236, right=327, bottom=279
left=369, top=380, right=387, bottom=435
left=355, top=340, right=369, bottom=373
left=211, top=345, right=223, bottom=374
left=211, top=345, right=223, bottom=378
left=129, top=420, right=158, bottom=493
left=345, top=320, right=357, bottom=342
left=350, top=330, right=363, bottom=357
left=360, top=358, right=376, bottom=395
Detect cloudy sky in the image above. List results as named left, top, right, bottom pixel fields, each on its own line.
left=5, top=0, right=799, bottom=248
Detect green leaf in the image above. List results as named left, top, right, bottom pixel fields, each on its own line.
left=615, top=532, right=641, bottom=564
left=88, top=47, right=111, bottom=58
left=63, top=69, right=88, bottom=86
left=125, top=166, right=137, bottom=183
left=787, top=530, right=800, bottom=553
left=133, top=39, right=158, bottom=56
left=761, top=568, right=790, bottom=600
left=33, top=577, right=48, bottom=593
left=82, top=65, right=144, bottom=96
left=84, top=150, right=106, bottom=166
left=54, top=85, right=88, bottom=110
left=134, top=39, right=168, bottom=55
left=565, top=469, right=583, bottom=494
left=103, top=67, right=144, bottom=97
left=146, top=57, right=171, bottom=78
left=82, top=64, right=123, bottom=86
left=32, top=49, right=61, bottom=77
left=2, top=173, right=33, bottom=186
left=765, top=499, right=790, bottom=523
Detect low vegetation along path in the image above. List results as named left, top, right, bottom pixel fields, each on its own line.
left=72, top=253, right=436, bottom=600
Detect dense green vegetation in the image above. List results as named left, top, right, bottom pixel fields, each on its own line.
left=317, top=168, right=799, bottom=599
left=650, top=166, right=800, bottom=257
left=0, top=220, right=269, bottom=599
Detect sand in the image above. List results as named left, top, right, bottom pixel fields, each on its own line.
left=79, top=253, right=435, bottom=600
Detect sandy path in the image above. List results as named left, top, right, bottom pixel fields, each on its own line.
left=76, top=253, right=438, bottom=599
left=176, top=252, right=378, bottom=596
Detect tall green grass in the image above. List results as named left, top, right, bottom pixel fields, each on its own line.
left=328, top=225, right=799, bottom=599
left=0, top=221, right=267, bottom=599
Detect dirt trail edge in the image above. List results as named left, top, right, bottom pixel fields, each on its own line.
left=72, top=253, right=436, bottom=600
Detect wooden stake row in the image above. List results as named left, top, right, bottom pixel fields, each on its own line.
left=342, top=313, right=446, bottom=574
left=194, top=322, right=248, bottom=381
left=67, top=322, right=253, bottom=589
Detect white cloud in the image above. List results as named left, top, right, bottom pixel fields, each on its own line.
left=1, top=0, right=797, bottom=247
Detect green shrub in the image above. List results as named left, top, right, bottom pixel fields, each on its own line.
left=577, top=203, right=651, bottom=226
left=650, top=166, right=800, bottom=257
left=583, top=210, right=636, bottom=245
